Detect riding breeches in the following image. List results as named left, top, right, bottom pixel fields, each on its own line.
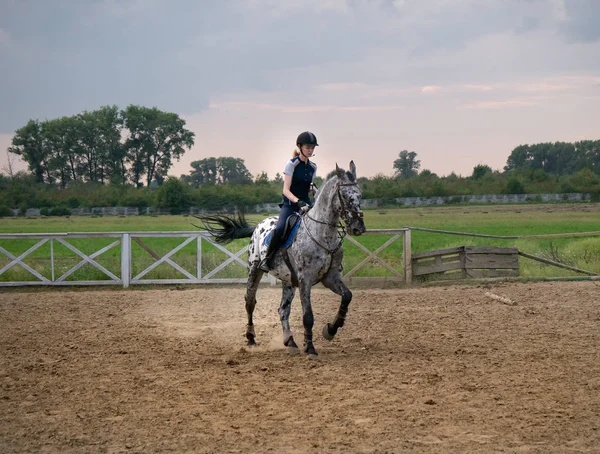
left=269, top=204, right=299, bottom=252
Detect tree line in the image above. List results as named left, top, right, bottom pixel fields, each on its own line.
left=2, top=106, right=599, bottom=215
left=7, top=105, right=194, bottom=188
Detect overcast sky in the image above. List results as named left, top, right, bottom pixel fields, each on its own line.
left=1, top=0, right=599, bottom=180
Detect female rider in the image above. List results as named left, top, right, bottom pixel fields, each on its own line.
left=259, top=131, right=318, bottom=271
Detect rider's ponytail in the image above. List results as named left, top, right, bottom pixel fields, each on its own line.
left=292, top=148, right=300, bottom=158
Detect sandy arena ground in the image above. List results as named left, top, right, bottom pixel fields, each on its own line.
left=1, top=281, right=599, bottom=453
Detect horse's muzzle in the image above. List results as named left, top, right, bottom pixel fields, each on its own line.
left=350, top=219, right=367, bottom=236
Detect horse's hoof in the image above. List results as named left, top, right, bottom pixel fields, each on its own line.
left=284, top=335, right=298, bottom=348
left=284, top=335, right=300, bottom=354
left=246, top=334, right=257, bottom=346
left=304, top=344, right=318, bottom=357
left=322, top=323, right=335, bottom=341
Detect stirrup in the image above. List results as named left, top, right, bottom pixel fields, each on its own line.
left=258, top=258, right=270, bottom=272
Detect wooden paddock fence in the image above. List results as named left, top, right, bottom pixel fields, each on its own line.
left=1, top=227, right=599, bottom=288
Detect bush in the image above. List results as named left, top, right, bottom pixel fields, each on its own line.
left=49, top=206, right=71, bottom=216
left=155, top=177, right=192, bottom=214
left=66, top=197, right=81, bottom=208
left=505, top=178, right=525, bottom=194
left=0, top=205, right=13, bottom=217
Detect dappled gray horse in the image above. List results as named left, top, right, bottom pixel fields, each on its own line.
left=196, top=161, right=366, bottom=357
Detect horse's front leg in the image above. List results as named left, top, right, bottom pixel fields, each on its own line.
left=298, top=279, right=318, bottom=357
left=321, top=270, right=352, bottom=342
left=278, top=283, right=299, bottom=353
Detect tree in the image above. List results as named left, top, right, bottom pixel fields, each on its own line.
left=272, top=173, right=284, bottom=185
left=419, top=169, right=437, bottom=178
left=187, top=157, right=217, bottom=187
left=504, top=144, right=531, bottom=173
left=393, top=150, right=420, bottom=179
left=471, top=164, right=492, bottom=180
left=94, top=105, right=126, bottom=185
left=216, top=157, right=253, bottom=185
left=505, top=177, right=525, bottom=194
left=1, top=149, right=17, bottom=177
left=155, top=177, right=191, bottom=214
left=504, top=140, right=600, bottom=176
left=8, top=120, right=49, bottom=183
left=255, top=172, right=269, bottom=185
left=185, top=157, right=252, bottom=187
left=122, top=105, right=195, bottom=187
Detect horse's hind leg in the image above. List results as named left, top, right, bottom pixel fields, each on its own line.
left=278, top=283, right=299, bottom=353
left=321, top=272, right=352, bottom=341
left=298, top=280, right=318, bottom=357
left=244, top=264, right=263, bottom=346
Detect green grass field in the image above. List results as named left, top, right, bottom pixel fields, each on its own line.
left=1, top=203, right=599, bottom=283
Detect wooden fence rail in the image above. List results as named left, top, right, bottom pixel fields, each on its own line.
left=1, top=227, right=599, bottom=287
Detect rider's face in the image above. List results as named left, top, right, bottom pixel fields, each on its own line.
left=300, top=144, right=316, bottom=157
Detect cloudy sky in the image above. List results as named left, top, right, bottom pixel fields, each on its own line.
left=1, top=0, right=599, bottom=180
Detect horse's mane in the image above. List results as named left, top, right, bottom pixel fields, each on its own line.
left=315, top=167, right=356, bottom=201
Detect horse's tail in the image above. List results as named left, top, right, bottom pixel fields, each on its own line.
left=193, top=213, right=256, bottom=244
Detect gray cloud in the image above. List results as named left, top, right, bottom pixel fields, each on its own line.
left=561, top=0, right=600, bottom=42
left=1, top=0, right=599, bottom=137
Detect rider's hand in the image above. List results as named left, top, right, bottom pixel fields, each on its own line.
left=296, top=200, right=311, bottom=213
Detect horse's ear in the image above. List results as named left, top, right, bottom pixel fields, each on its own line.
left=349, top=160, right=357, bottom=179
left=335, top=163, right=344, bottom=179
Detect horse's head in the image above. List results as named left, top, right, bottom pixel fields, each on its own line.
left=335, top=161, right=367, bottom=236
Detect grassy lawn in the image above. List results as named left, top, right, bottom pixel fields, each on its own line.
left=1, top=203, right=599, bottom=282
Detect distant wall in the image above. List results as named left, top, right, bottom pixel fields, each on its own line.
left=363, top=192, right=590, bottom=208
left=7, top=193, right=592, bottom=217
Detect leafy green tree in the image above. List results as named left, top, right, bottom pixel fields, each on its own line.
left=255, top=172, right=269, bottom=185
left=155, top=177, right=192, bottom=214
left=505, top=177, right=525, bottom=194
left=272, top=173, right=284, bottom=185
left=184, top=157, right=252, bottom=186
left=216, top=157, right=253, bottom=185
left=41, top=116, right=80, bottom=187
left=505, top=140, right=600, bottom=176
left=187, top=157, right=217, bottom=187
left=471, top=164, right=492, bottom=180
left=95, top=105, right=126, bottom=185
left=393, top=150, right=420, bottom=179
left=8, top=120, right=49, bottom=183
left=419, top=169, right=437, bottom=178
left=122, top=105, right=195, bottom=187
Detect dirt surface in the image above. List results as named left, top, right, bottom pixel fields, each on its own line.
left=1, top=282, right=599, bottom=453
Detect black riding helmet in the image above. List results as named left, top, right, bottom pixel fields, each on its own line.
left=296, top=131, right=319, bottom=147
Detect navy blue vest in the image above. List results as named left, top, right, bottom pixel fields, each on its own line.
left=281, top=157, right=317, bottom=205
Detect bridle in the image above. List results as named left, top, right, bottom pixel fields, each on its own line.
left=302, top=181, right=364, bottom=254
left=336, top=182, right=365, bottom=221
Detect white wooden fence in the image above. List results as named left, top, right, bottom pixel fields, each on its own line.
left=0, top=230, right=412, bottom=288
left=3, top=227, right=598, bottom=288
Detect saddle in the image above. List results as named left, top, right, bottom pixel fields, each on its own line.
left=264, top=213, right=302, bottom=249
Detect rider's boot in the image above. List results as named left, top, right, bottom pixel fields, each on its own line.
left=259, top=236, right=280, bottom=272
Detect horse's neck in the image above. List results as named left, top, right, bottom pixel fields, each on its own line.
left=310, top=178, right=339, bottom=225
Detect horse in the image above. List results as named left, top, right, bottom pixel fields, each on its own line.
left=195, top=161, right=366, bottom=357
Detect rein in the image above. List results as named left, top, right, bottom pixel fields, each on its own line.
left=302, top=181, right=362, bottom=254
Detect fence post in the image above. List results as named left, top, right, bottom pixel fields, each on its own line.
left=403, top=228, right=412, bottom=284
left=121, top=233, right=130, bottom=288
